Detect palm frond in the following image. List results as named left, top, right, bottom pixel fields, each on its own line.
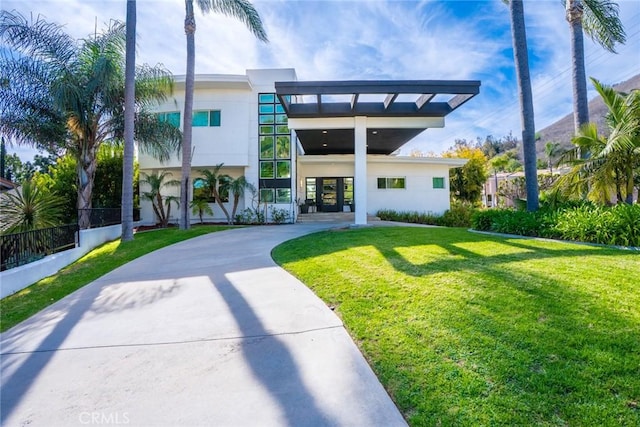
left=197, top=0, right=268, bottom=42
left=582, top=0, right=626, bottom=53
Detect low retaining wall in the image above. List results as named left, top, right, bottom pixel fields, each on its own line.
left=0, top=224, right=124, bottom=299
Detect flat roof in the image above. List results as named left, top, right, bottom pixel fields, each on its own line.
left=275, top=80, right=480, bottom=154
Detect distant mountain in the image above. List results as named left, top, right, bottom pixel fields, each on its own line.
left=535, top=73, right=640, bottom=157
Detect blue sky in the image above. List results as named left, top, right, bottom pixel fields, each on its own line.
left=4, top=0, right=640, bottom=161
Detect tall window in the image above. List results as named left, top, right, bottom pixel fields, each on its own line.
left=258, top=93, right=291, bottom=203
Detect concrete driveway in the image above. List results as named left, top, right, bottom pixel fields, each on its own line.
left=0, top=224, right=407, bottom=427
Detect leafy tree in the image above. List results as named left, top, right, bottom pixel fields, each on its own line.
left=444, top=144, right=488, bottom=205
left=0, top=179, right=64, bottom=233
left=555, top=78, right=639, bottom=204
left=32, top=154, right=77, bottom=221
left=140, top=171, right=179, bottom=227
left=0, top=11, right=180, bottom=229
left=564, top=0, right=625, bottom=136
left=179, top=0, right=268, bottom=230
left=507, top=0, right=539, bottom=211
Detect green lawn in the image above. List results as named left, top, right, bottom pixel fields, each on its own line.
left=0, top=225, right=232, bottom=332
left=272, top=227, right=640, bottom=426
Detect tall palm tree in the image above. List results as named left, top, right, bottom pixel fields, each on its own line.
left=179, top=0, right=268, bottom=230
left=0, top=179, right=64, bottom=233
left=555, top=79, right=640, bottom=204
left=564, top=0, right=625, bottom=136
left=0, top=11, right=180, bottom=229
left=508, top=0, right=539, bottom=211
left=122, top=0, right=137, bottom=241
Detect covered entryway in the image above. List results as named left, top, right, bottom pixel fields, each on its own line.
left=276, top=80, right=481, bottom=225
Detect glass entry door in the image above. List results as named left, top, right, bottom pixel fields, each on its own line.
left=306, top=177, right=353, bottom=212
left=321, top=179, right=338, bottom=212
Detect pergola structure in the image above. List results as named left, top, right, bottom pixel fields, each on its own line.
left=275, top=80, right=481, bottom=225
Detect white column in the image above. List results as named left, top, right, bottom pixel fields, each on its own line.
left=354, top=116, right=367, bottom=225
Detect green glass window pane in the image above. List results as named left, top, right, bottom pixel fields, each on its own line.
left=276, top=125, right=289, bottom=134
left=209, top=110, right=221, bottom=126
left=259, top=104, right=274, bottom=114
left=192, top=111, right=208, bottom=126
left=390, top=178, right=405, bottom=189
left=166, top=112, right=180, bottom=128
left=276, top=188, right=291, bottom=204
left=377, top=178, right=386, bottom=189
left=259, top=115, right=275, bottom=124
left=433, top=177, right=445, bottom=189
left=156, top=113, right=165, bottom=122
left=260, top=161, right=274, bottom=179
left=275, top=104, right=285, bottom=114
left=276, top=135, right=290, bottom=159
left=260, top=136, right=274, bottom=159
left=259, top=93, right=274, bottom=103
left=260, top=188, right=274, bottom=203
left=276, top=161, right=290, bottom=179
left=275, top=114, right=288, bottom=124
left=259, top=125, right=274, bottom=135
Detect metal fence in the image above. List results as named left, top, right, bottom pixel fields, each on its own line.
left=0, top=224, right=79, bottom=271
left=78, top=208, right=140, bottom=228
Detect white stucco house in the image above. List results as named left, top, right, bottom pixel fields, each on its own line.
left=138, top=68, right=479, bottom=225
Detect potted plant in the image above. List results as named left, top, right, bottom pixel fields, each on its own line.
left=298, top=198, right=309, bottom=214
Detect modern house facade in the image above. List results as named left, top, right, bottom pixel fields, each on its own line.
left=138, top=68, right=479, bottom=225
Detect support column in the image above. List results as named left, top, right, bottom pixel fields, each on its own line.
left=354, top=116, right=367, bottom=225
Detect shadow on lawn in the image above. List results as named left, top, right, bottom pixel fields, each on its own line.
left=274, top=226, right=640, bottom=425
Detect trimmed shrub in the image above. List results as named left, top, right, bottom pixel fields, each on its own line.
left=377, top=203, right=478, bottom=228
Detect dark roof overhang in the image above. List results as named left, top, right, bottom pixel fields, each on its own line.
left=275, top=80, right=480, bottom=154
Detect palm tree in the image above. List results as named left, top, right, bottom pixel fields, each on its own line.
left=544, top=141, right=561, bottom=175
left=555, top=78, right=640, bottom=204
left=564, top=0, right=625, bottom=136
left=0, top=11, right=180, bottom=229
left=198, top=164, right=231, bottom=223
left=0, top=179, right=64, bottom=233
left=140, top=171, right=180, bottom=227
left=190, top=197, right=214, bottom=224
left=508, top=0, right=539, bottom=211
left=228, top=175, right=253, bottom=224
left=122, top=0, right=137, bottom=241
left=179, top=0, right=268, bottom=230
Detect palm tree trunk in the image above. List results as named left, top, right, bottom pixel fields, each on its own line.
left=122, top=0, right=136, bottom=241
left=77, top=145, right=98, bottom=228
left=509, top=0, right=539, bottom=212
left=567, top=0, right=589, bottom=149
left=180, top=0, right=196, bottom=230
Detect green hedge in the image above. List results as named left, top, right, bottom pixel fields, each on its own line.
left=471, top=203, right=640, bottom=247
left=377, top=202, right=477, bottom=228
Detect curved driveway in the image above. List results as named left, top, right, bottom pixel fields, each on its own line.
left=1, top=223, right=407, bottom=427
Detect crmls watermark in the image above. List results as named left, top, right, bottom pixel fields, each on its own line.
left=78, top=412, right=130, bottom=425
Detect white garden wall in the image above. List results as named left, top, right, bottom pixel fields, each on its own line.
left=0, top=224, right=123, bottom=299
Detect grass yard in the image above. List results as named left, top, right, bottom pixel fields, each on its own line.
left=0, top=225, right=232, bottom=332
left=272, top=227, right=640, bottom=426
